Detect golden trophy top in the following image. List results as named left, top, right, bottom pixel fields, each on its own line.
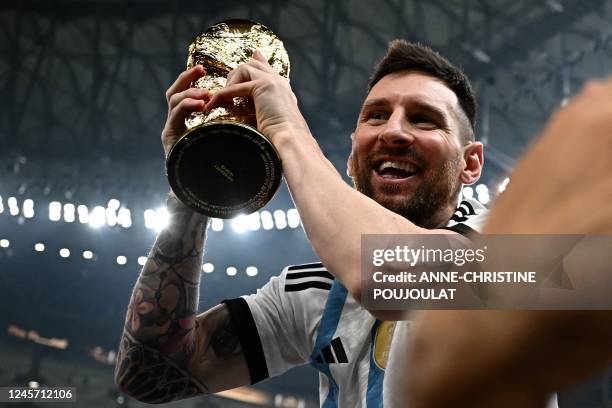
left=185, top=19, right=290, bottom=128
left=187, top=19, right=290, bottom=79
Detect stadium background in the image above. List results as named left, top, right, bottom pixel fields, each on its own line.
left=1, top=0, right=612, bottom=406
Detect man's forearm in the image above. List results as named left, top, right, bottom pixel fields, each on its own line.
left=115, top=194, right=208, bottom=399
left=276, top=131, right=430, bottom=299
left=408, top=311, right=612, bottom=407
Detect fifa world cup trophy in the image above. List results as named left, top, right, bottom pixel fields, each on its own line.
left=166, top=20, right=290, bottom=218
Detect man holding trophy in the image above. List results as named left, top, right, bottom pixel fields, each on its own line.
left=115, top=19, right=486, bottom=406
left=115, top=19, right=612, bottom=407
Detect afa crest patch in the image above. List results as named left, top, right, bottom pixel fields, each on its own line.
left=373, top=321, right=396, bottom=369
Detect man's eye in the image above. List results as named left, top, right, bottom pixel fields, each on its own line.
left=366, top=111, right=387, bottom=121
left=410, top=114, right=437, bottom=128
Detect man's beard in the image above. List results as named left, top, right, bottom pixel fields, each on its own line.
left=351, top=150, right=462, bottom=229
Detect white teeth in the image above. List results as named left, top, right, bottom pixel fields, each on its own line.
left=378, top=161, right=417, bottom=173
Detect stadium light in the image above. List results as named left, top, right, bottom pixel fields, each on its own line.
left=116, top=256, right=127, bottom=265
left=64, top=203, right=75, bottom=223
left=77, top=205, right=89, bottom=224
left=23, top=199, right=34, bottom=218
left=475, top=184, right=488, bottom=194
left=49, top=201, right=61, bottom=221
left=144, top=209, right=155, bottom=229
left=246, top=266, right=258, bottom=277
left=478, top=192, right=490, bottom=204
left=498, top=177, right=510, bottom=193
left=0, top=239, right=9, bottom=248
left=260, top=211, right=274, bottom=230
left=202, top=263, right=214, bottom=273
left=83, top=250, right=93, bottom=260
left=211, top=218, right=223, bottom=232
left=144, top=207, right=169, bottom=232
left=106, top=207, right=117, bottom=227
left=476, top=184, right=490, bottom=204
left=89, top=206, right=106, bottom=228
left=226, top=266, right=237, bottom=276
left=59, top=248, right=70, bottom=258
left=137, top=256, right=147, bottom=266
left=155, top=207, right=170, bottom=231
left=8, top=197, right=19, bottom=216
left=117, top=208, right=132, bottom=228
left=462, top=186, right=474, bottom=199
left=231, top=214, right=249, bottom=234
left=64, top=212, right=75, bottom=222
left=287, top=209, right=300, bottom=228
left=273, top=210, right=287, bottom=230
left=247, top=212, right=261, bottom=231
left=34, top=243, right=45, bottom=252
left=107, top=199, right=120, bottom=211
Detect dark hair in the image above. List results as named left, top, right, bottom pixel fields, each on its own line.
left=368, top=40, right=477, bottom=140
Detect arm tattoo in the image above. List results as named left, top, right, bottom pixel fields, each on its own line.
left=116, top=194, right=211, bottom=399
left=115, top=332, right=208, bottom=403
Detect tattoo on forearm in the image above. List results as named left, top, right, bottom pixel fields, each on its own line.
left=115, top=332, right=208, bottom=403
left=134, top=195, right=205, bottom=344
left=116, top=195, right=210, bottom=398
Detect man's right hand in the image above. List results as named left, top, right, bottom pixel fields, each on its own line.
left=403, top=79, right=612, bottom=408
left=161, top=65, right=210, bottom=157
left=483, top=78, right=612, bottom=234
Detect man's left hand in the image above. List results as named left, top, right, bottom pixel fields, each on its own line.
left=205, top=50, right=310, bottom=149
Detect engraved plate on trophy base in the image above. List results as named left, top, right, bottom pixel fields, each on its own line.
left=166, top=121, right=282, bottom=219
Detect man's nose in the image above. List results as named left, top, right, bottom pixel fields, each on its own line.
left=378, top=111, right=415, bottom=146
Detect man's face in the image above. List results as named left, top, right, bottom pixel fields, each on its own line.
left=348, top=71, right=467, bottom=228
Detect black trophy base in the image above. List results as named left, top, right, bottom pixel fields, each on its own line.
left=166, top=121, right=282, bottom=219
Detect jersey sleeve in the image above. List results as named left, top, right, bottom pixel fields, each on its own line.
left=222, top=266, right=311, bottom=383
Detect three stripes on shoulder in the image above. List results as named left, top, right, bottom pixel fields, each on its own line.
left=450, top=200, right=476, bottom=223
left=284, top=262, right=334, bottom=292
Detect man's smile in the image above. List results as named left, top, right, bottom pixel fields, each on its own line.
left=372, top=159, right=421, bottom=185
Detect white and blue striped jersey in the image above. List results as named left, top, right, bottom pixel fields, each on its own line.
left=224, top=198, right=488, bottom=407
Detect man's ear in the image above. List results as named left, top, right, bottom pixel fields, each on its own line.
left=461, top=141, right=484, bottom=185
left=347, top=133, right=355, bottom=178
